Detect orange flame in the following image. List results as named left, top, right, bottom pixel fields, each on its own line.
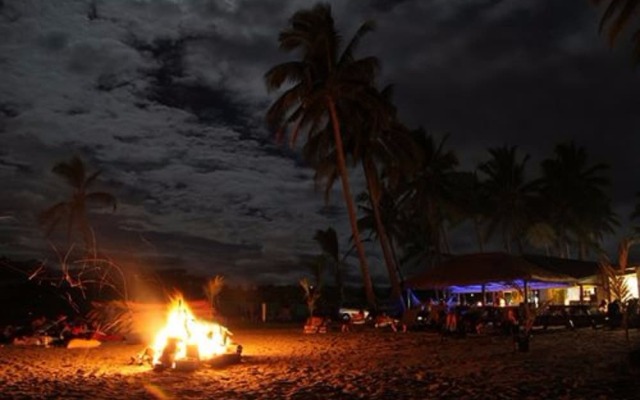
left=151, top=295, right=231, bottom=366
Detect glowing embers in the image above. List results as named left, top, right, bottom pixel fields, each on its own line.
left=151, top=295, right=241, bottom=371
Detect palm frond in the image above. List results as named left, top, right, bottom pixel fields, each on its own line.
left=52, top=156, right=86, bottom=189
left=264, top=61, right=308, bottom=92
left=338, top=19, right=376, bottom=66
left=600, top=261, right=631, bottom=302
left=266, top=84, right=305, bottom=131
left=599, top=0, right=639, bottom=46
left=203, top=275, right=225, bottom=307
left=83, top=169, right=102, bottom=191
left=39, top=202, right=69, bottom=236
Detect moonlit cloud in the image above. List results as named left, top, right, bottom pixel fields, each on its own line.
left=1, top=0, right=640, bottom=285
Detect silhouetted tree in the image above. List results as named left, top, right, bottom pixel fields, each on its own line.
left=478, top=145, right=538, bottom=254
left=265, top=3, right=379, bottom=307
left=540, top=141, right=617, bottom=258
left=313, top=227, right=347, bottom=305
left=403, top=130, right=459, bottom=263
left=39, top=156, right=116, bottom=254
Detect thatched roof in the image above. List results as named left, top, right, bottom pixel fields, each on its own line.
left=521, top=254, right=603, bottom=284
left=405, top=252, right=577, bottom=289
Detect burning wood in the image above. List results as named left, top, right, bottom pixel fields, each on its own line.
left=139, top=295, right=241, bottom=371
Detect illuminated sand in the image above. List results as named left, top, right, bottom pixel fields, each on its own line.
left=0, top=327, right=638, bottom=399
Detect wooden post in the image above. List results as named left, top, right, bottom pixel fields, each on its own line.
left=523, top=281, right=529, bottom=305
left=637, top=266, right=640, bottom=300
left=481, top=284, right=486, bottom=306
left=406, top=289, right=411, bottom=310
left=579, top=284, right=584, bottom=305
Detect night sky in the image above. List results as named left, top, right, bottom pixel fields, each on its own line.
left=1, top=0, right=639, bottom=285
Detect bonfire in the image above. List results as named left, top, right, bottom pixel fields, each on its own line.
left=144, top=295, right=241, bottom=371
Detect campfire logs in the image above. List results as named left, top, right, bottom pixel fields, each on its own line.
left=146, top=295, right=241, bottom=371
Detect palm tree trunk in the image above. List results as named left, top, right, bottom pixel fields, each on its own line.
left=327, top=96, right=376, bottom=308
left=388, top=235, right=404, bottom=283
left=335, top=261, right=344, bottom=306
left=363, top=157, right=403, bottom=306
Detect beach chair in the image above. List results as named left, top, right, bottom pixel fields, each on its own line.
left=303, top=316, right=328, bottom=334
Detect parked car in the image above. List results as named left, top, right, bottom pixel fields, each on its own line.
left=338, top=307, right=370, bottom=324
left=535, top=305, right=605, bottom=330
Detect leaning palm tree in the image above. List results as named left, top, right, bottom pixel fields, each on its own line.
left=306, top=86, right=416, bottom=307
left=265, top=3, right=379, bottom=307
left=358, top=186, right=413, bottom=281
left=39, top=156, right=116, bottom=254
left=591, top=0, right=640, bottom=64
left=355, top=89, right=417, bottom=306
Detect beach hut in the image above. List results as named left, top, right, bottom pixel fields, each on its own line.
left=521, top=254, right=603, bottom=304
left=405, top=252, right=577, bottom=305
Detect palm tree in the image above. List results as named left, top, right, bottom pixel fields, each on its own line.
left=39, top=156, right=116, bottom=253
left=265, top=3, right=379, bottom=307
left=629, top=192, right=640, bottom=234
left=357, top=90, right=418, bottom=305
left=540, top=142, right=617, bottom=258
left=478, top=145, right=538, bottom=254
left=403, top=130, right=459, bottom=263
left=525, top=222, right=557, bottom=256
left=573, top=193, right=618, bottom=258
left=591, top=0, right=640, bottom=64
left=313, top=227, right=346, bottom=305
left=300, top=277, right=321, bottom=318
left=203, top=275, right=224, bottom=319
left=307, top=85, right=416, bottom=307
left=358, top=185, right=415, bottom=276
left=356, top=187, right=405, bottom=304
left=446, top=171, right=490, bottom=252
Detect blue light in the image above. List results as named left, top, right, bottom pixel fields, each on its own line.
left=448, top=280, right=571, bottom=294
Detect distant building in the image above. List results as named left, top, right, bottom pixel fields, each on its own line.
left=406, top=252, right=639, bottom=306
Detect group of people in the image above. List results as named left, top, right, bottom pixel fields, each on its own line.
left=414, top=299, right=531, bottom=338
left=341, top=302, right=453, bottom=334
left=1, top=313, right=97, bottom=346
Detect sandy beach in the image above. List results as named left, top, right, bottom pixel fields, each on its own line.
left=0, top=325, right=638, bottom=400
